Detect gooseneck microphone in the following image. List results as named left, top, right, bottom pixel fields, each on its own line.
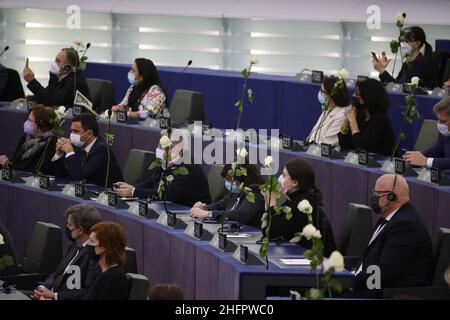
left=166, top=60, right=192, bottom=93
left=0, top=46, right=9, bottom=57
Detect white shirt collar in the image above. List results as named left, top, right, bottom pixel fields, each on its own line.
left=84, top=137, right=97, bottom=154
left=385, top=207, right=400, bottom=222
left=81, top=239, right=90, bottom=247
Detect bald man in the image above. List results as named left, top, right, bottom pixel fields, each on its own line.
left=354, top=174, right=433, bottom=291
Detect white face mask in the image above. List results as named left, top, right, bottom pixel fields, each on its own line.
left=49, top=61, right=61, bottom=75
left=400, top=42, right=413, bottom=56
left=70, top=133, right=85, bottom=148
left=128, top=72, right=136, bottom=85
left=437, top=123, right=450, bottom=136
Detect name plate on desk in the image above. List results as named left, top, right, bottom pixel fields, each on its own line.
left=394, top=158, right=406, bottom=174
left=239, top=244, right=248, bottom=263
left=218, top=232, right=227, bottom=251
left=138, top=200, right=148, bottom=217
left=39, top=175, right=50, bottom=190
left=72, top=104, right=85, bottom=117
left=358, top=150, right=369, bottom=166
left=311, top=70, right=323, bottom=83
left=74, top=181, right=85, bottom=198
left=320, top=143, right=332, bottom=158
left=1, top=167, right=12, bottom=181
left=402, top=83, right=414, bottom=94
left=26, top=97, right=36, bottom=111
left=116, top=110, right=128, bottom=123
left=280, top=135, right=293, bottom=150
left=159, top=117, right=171, bottom=129
left=167, top=211, right=177, bottom=228
left=194, top=221, right=203, bottom=239
left=107, top=191, right=118, bottom=207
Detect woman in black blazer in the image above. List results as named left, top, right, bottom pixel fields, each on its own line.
left=0, top=105, right=57, bottom=174
left=190, top=162, right=265, bottom=228
left=265, top=158, right=336, bottom=257
left=85, top=222, right=129, bottom=300
left=338, top=78, right=394, bottom=156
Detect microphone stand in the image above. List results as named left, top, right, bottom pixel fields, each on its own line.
left=104, top=109, right=112, bottom=192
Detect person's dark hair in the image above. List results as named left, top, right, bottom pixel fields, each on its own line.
left=433, top=96, right=450, bottom=116
left=323, top=76, right=349, bottom=107
left=90, top=222, right=126, bottom=267
left=221, top=161, right=265, bottom=187
left=357, top=78, right=390, bottom=115
left=65, top=204, right=102, bottom=234
left=30, top=104, right=56, bottom=132
left=285, top=158, right=323, bottom=205
left=62, top=48, right=80, bottom=68
left=135, top=58, right=167, bottom=96
left=402, top=26, right=433, bottom=60
left=72, top=113, right=99, bottom=136
left=148, top=283, right=184, bottom=300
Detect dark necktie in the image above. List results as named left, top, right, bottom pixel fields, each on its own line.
left=80, top=150, right=88, bottom=168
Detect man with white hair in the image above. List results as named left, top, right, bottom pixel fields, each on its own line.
left=354, top=174, right=433, bottom=291
left=114, top=131, right=211, bottom=207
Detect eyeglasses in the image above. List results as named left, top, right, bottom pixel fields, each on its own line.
left=372, top=189, right=391, bottom=196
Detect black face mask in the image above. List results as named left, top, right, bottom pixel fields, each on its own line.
left=89, top=246, right=101, bottom=262
left=65, top=227, right=76, bottom=242
left=351, top=95, right=364, bottom=109
left=370, top=194, right=382, bottom=214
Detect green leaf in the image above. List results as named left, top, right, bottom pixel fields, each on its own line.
left=259, top=243, right=268, bottom=257
left=400, top=132, right=406, bottom=140
left=80, top=56, right=88, bottom=62
left=260, top=212, right=268, bottom=222
left=248, top=93, right=254, bottom=104
left=390, top=40, right=399, bottom=54
left=245, top=192, right=255, bottom=203
left=240, top=167, right=247, bottom=176
left=290, top=235, right=302, bottom=243
left=227, top=169, right=234, bottom=177
left=303, top=249, right=314, bottom=260
left=285, top=210, right=292, bottom=221
left=177, top=166, right=189, bottom=175
left=235, top=169, right=242, bottom=177
left=149, top=160, right=161, bottom=171
left=241, top=69, right=248, bottom=78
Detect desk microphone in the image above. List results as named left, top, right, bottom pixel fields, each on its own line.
left=0, top=46, right=9, bottom=57
left=166, top=60, right=192, bottom=93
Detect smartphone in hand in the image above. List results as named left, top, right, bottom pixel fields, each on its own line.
left=371, top=52, right=379, bottom=63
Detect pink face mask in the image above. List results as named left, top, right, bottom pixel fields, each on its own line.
left=23, top=120, right=36, bottom=136
left=278, top=174, right=287, bottom=193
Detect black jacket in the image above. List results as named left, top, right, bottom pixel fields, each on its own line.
left=207, top=184, right=265, bottom=228
left=84, top=265, right=129, bottom=300
left=41, top=243, right=101, bottom=300
left=355, top=202, right=433, bottom=290
left=134, top=163, right=211, bottom=207
left=27, top=71, right=91, bottom=108
left=338, top=112, right=394, bottom=156
left=10, top=134, right=57, bottom=175
left=269, top=190, right=336, bottom=257
left=379, top=53, right=434, bottom=88
left=52, top=137, right=123, bottom=187
left=0, top=222, right=20, bottom=275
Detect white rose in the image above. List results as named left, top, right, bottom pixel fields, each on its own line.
left=250, top=56, right=259, bottom=65
left=395, top=13, right=405, bottom=24
left=166, top=175, right=174, bottom=182
left=231, top=162, right=237, bottom=170
left=301, top=224, right=318, bottom=240
left=337, top=68, right=349, bottom=80
left=159, top=135, right=172, bottom=149
left=264, top=156, right=273, bottom=167
left=323, top=250, right=345, bottom=273
left=411, top=76, right=420, bottom=86
left=314, top=230, right=322, bottom=239
left=0, top=233, right=4, bottom=245
left=297, top=199, right=313, bottom=215
left=56, top=106, right=66, bottom=116
left=73, top=37, right=84, bottom=48
left=247, top=88, right=253, bottom=96
left=236, top=147, right=248, bottom=158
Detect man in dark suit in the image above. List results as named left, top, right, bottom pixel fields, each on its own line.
left=52, top=113, right=123, bottom=187
left=22, top=48, right=91, bottom=107
left=404, top=96, right=450, bottom=170
left=32, top=204, right=102, bottom=300
left=114, top=132, right=210, bottom=207
left=354, top=174, right=433, bottom=293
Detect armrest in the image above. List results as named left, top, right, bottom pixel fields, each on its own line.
left=383, top=286, right=450, bottom=300
left=0, top=273, right=49, bottom=290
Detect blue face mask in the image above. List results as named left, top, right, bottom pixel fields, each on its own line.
left=225, top=180, right=240, bottom=193
left=127, top=72, right=136, bottom=85
left=317, top=90, right=327, bottom=109
left=437, top=123, right=450, bottom=136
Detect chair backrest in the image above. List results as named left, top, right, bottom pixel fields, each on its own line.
left=169, top=90, right=205, bottom=126
left=126, top=273, right=149, bottom=300
left=124, top=246, right=138, bottom=274
left=431, top=51, right=450, bottom=88
left=414, top=119, right=438, bottom=151
left=443, top=58, right=450, bottom=86
left=207, top=164, right=226, bottom=203
left=22, top=222, right=62, bottom=274
left=123, top=149, right=155, bottom=185
left=86, top=78, right=115, bottom=114
left=0, top=68, right=25, bottom=101
left=337, top=203, right=373, bottom=257
left=432, top=228, right=450, bottom=287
